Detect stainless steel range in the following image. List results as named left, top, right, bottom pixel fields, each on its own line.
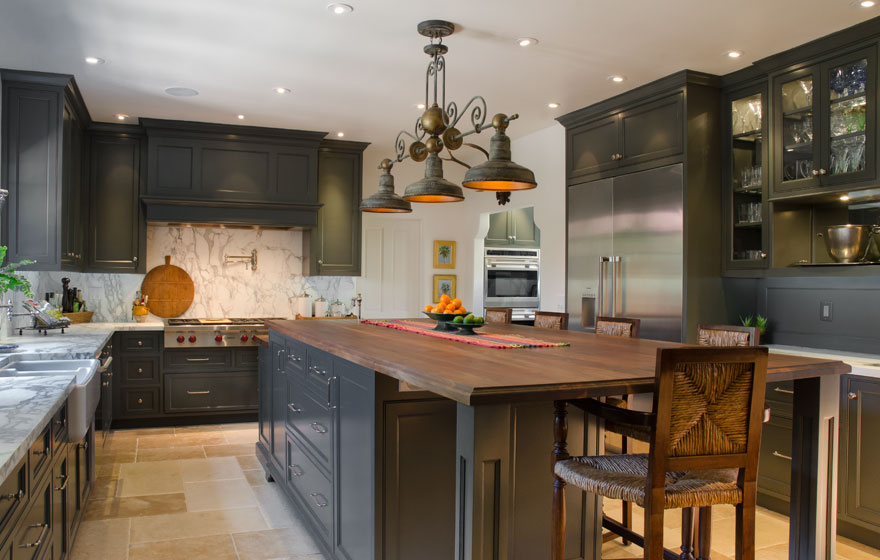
left=164, top=318, right=281, bottom=348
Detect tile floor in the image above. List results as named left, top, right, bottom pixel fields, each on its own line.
left=74, top=423, right=880, bottom=560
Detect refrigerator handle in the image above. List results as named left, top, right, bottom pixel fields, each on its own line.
left=610, top=256, right=621, bottom=317
left=597, top=257, right=607, bottom=318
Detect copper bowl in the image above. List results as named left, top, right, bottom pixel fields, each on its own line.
left=824, top=225, right=873, bottom=263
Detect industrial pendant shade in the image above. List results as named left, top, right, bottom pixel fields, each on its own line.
left=360, top=19, right=537, bottom=213
left=360, top=159, right=412, bottom=213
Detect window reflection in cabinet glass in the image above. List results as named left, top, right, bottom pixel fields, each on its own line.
left=781, top=76, right=814, bottom=183
left=829, top=59, right=868, bottom=177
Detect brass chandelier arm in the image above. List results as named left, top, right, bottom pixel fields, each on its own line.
left=441, top=152, right=472, bottom=169
left=444, top=95, right=487, bottom=131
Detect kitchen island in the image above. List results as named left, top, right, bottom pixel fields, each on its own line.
left=260, top=319, right=850, bottom=560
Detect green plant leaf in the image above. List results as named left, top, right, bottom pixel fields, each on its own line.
left=740, top=315, right=754, bottom=327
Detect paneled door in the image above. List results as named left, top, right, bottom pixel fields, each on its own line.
left=361, top=217, right=421, bottom=318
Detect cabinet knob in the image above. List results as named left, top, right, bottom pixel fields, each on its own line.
left=848, top=392, right=858, bottom=400
left=760, top=252, right=768, bottom=259
left=317, top=259, right=323, bottom=265
left=137, top=398, right=143, bottom=404
left=137, top=341, right=143, bottom=347
left=102, top=381, right=109, bottom=387
left=133, top=256, right=138, bottom=262
left=812, top=169, right=820, bottom=176
left=819, top=168, right=827, bottom=175
left=137, top=368, right=143, bottom=374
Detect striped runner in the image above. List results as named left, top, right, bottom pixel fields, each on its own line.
left=361, top=319, right=570, bottom=349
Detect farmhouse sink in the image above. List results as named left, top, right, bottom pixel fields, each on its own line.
left=0, top=359, right=100, bottom=441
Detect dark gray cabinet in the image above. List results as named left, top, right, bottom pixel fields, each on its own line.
left=839, top=375, right=880, bottom=546
left=1, top=70, right=90, bottom=271
left=305, top=140, right=368, bottom=277
left=271, top=343, right=288, bottom=470
left=258, top=344, right=272, bottom=453
left=51, top=448, right=70, bottom=560
left=87, top=126, right=145, bottom=273
left=485, top=207, right=539, bottom=248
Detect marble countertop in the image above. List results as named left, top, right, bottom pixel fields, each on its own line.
left=4, top=321, right=163, bottom=361
left=0, top=375, right=74, bottom=481
left=768, top=344, right=880, bottom=379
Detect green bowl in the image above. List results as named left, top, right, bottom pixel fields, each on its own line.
left=423, top=311, right=468, bottom=322
left=452, top=322, right=485, bottom=336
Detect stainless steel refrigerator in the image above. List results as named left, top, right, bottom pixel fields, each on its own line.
left=567, top=164, right=684, bottom=342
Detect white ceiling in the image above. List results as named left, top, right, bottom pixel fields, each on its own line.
left=0, top=0, right=876, bottom=152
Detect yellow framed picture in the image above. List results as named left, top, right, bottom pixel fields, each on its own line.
left=433, top=275, right=456, bottom=303
left=433, top=240, right=456, bottom=269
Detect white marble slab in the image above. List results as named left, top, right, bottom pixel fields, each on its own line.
left=768, top=344, right=880, bottom=379
left=0, top=375, right=75, bottom=481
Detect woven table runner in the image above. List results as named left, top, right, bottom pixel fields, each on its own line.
left=361, top=319, right=570, bottom=349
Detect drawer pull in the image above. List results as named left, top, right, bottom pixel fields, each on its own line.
left=287, top=403, right=302, bottom=414
left=102, top=381, right=110, bottom=387
left=55, top=418, right=67, bottom=427
left=137, top=368, right=143, bottom=374
left=310, top=422, right=327, bottom=434
left=1, top=489, right=24, bottom=501
left=848, top=392, right=858, bottom=400
left=327, top=376, right=337, bottom=409
left=54, top=474, right=69, bottom=492
left=186, top=358, right=211, bottom=363
left=77, top=442, right=88, bottom=450
left=186, top=390, right=211, bottom=395
left=288, top=354, right=301, bottom=363
left=310, top=492, right=328, bottom=508
left=19, top=523, right=49, bottom=548
left=773, top=387, right=794, bottom=395
left=32, top=447, right=49, bottom=456
left=137, top=340, right=143, bottom=347
left=137, top=398, right=144, bottom=405
left=763, top=407, right=771, bottom=423
left=288, top=464, right=304, bottom=477
left=772, top=451, right=792, bottom=461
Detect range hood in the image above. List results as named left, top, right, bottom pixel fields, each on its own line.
left=141, top=197, right=322, bottom=229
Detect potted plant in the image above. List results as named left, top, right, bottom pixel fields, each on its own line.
left=0, top=246, right=34, bottom=340
left=740, top=314, right=769, bottom=343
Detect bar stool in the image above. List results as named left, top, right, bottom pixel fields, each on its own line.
left=534, top=311, right=569, bottom=330
left=484, top=307, right=513, bottom=324
left=552, top=346, right=769, bottom=560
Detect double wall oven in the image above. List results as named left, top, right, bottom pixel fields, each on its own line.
left=483, top=248, right=540, bottom=321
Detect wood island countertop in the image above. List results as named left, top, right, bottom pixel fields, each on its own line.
left=267, top=319, right=852, bottom=405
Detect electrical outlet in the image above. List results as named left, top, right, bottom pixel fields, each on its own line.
left=820, top=301, right=833, bottom=322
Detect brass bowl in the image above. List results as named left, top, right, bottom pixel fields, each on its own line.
left=824, top=225, right=873, bottom=263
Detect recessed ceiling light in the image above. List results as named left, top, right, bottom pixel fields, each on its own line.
left=336, top=132, right=345, bottom=137
left=858, top=0, right=876, bottom=7
left=727, top=50, right=743, bottom=58
left=840, top=195, right=851, bottom=201
left=237, top=114, right=245, bottom=120
left=327, top=3, right=353, bottom=14
left=548, top=102, right=560, bottom=109
left=518, top=37, right=538, bottom=47
left=608, top=75, right=626, bottom=83
left=114, top=114, right=128, bottom=121
left=164, top=87, right=199, bottom=97
left=84, top=56, right=104, bottom=65
left=416, top=103, right=426, bottom=110
left=274, top=87, right=291, bottom=95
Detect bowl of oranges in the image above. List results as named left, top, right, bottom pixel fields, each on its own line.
left=423, top=295, right=468, bottom=331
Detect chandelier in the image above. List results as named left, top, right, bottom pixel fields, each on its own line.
left=360, top=20, right=537, bottom=214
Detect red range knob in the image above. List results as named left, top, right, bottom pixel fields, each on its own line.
left=188, top=336, right=197, bottom=343
left=176, top=336, right=185, bottom=343
left=215, top=335, right=223, bottom=343
left=241, top=334, right=249, bottom=342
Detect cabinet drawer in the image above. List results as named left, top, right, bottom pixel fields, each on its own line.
left=51, top=404, right=67, bottom=447
left=0, top=456, right=27, bottom=547
left=165, top=373, right=258, bottom=412
left=121, top=357, right=159, bottom=385
left=12, top=471, right=51, bottom=560
left=305, top=349, right=333, bottom=394
left=284, top=339, right=307, bottom=373
left=233, top=348, right=259, bottom=369
left=121, top=389, right=160, bottom=416
left=165, top=349, right=231, bottom=371
left=286, top=383, right=332, bottom=471
left=757, top=416, right=792, bottom=497
left=766, top=381, right=794, bottom=405
left=28, top=428, right=51, bottom=485
left=120, top=332, right=160, bottom=352
left=285, top=433, right=332, bottom=545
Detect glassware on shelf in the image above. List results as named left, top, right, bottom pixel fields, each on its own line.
left=737, top=202, right=762, bottom=224
left=830, top=135, right=866, bottom=175
left=830, top=59, right=867, bottom=100
left=796, top=159, right=813, bottom=179
left=830, top=97, right=867, bottom=137
left=782, top=77, right=813, bottom=113
left=731, top=93, right=762, bottom=135
left=739, top=165, right=762, bottom=192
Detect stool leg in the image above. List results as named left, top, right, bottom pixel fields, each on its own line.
left=696, top=506, right=712, bottom=560
left=680, top=508, right=695, bottom=560
left=621, top=434, right=632, bottom=545
left=552, top=401, right=569, bottom=560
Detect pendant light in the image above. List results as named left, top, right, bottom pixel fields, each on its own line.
left=462, top=114, right=537, bottom=192
left=359, top=159, right=413, bottom=213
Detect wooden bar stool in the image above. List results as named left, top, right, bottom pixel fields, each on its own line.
left=484, top=307, right=513, bottom=324
left=596, top=316, right=640, bottom=338
left=552, top=346, right=769, bottom=560
left=534, top=311, right=569, bottom=330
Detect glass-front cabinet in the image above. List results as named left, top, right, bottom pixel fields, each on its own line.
left=725, top=84, right=769, bottom=270
left=772, top=46, right=876, bottom=197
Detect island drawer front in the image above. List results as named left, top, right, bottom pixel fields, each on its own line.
left=0, top=456, right=28, bottom=545
left=122, top=357, right=160, bottom=385
left=286, top=382, right=332, bottom=470
left=120, top=332, right=161, bottom=352
left=51, top=403, right=68, bottom=447
left=285, top=432, right=332, bottom=545
left=165, top=350, right=232, bottom=371
left=305, top=349, right=333, bottom=391
left=766, top=381, right=794, bottom=405
left=757, top=410, right=792, bottom=497
left=165, top=373, right=258, bottom=412
left=284, top=339, right=307, bottom=373
left=121, top=388, right=160, bottom=416
left=12, top=468, right=52, bottom=560
left=28, top=427, right=52, bottom=484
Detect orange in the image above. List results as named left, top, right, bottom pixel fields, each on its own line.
left=431, top=306, right=442, bottom=313
left=436, top=303, right=447, bottom=312
left=424, top=304, right=433, bottom=313
left=440, top=294, right=451, bottom=304
left=457, top=306, right=467, bottom=314
left=452, top=298, right=462, bottom=309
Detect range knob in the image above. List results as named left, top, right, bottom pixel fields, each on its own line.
left=188, top=336, right=197, bottom=343
left=215, top=335, right=223, bottom=343
left=241, top=334, right=249, bottom=342
left=177, top=336, right=185, bottom=344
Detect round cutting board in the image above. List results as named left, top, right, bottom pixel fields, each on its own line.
left=140, top=256, right=194, bottom=318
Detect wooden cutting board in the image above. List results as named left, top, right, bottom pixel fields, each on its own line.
left=140, top=256, right=194, bottom=318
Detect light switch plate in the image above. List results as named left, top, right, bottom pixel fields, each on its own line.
left=820, top=301, right=833, bottom=322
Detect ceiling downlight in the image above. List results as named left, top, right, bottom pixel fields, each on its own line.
left=164, top=87, right=199, bottom=97
left=327, top=3, right=353, bottom=14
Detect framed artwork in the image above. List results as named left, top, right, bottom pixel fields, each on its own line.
left=433, top=275, right=456, bottom=303
left=433, top=240, right=456, bottom=269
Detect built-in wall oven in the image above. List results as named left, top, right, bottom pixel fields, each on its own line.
left=483, top=248, right=540, bottom=320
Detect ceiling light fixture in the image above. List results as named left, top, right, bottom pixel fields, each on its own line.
left=840, top=195, right=851, bottom=201
left=237, top=114, right=245, bottom=120
left=548, top=102, right=560, bottom=109
left=164, top=87, right=199, bottom=97
left=609, top=75, right=626, bottom=83
left=274, top=87, right=291, bottom=95
left=327, top=3, right=353, bottom=14
left=416, top=103, right=426, bottom=109
left=115, top=114, right=128, bottom=121
left=859, top=0, right=876, bottom=7
left=727, top=50, right=743, bottom=58
left=337, top=132, right=345, bottom=137
left=84, top=56, right=105, bottom=65
left=360, top=19, right=536, bottom=213
left=518, top=37, right=538, bottom=47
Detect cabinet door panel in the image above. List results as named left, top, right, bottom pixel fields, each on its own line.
left=310, top=147, right=363, bottom=276
left=567, top=115, right=620, bottom=180
left=771, top=66, right=822, bottom=195
left=51, top=453, right=70, bottom=560
left=619, top=93, right=683, bottom=167
left=258, top=344, right=272, bottom=449
left=510, top=207, right=539, bottom=247
left=201, top=148, right=269, bottom=199
left=486, top=211, right=511, bottom=246
left=271, top=345, right=288, bottom=469
left=843, top=377, right=880, bottom=527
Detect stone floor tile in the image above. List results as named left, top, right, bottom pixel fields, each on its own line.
left=129, top=507, right=267, bottom=543
left=232, top=527, right=321, bottom=560
left=184, top=478, right=257, bottom=511
left=223, top=428, right=258, bottom=444
left=179, top=456, right=244, bottom=482
left=222, top=422, right=258, bottom=431
left=84, top=493, right=187, bottom=521
left=838, top=536, right=880, bottom=560
left=204, top=443, right=256, bottom=457
left=174, top=424, right=227, bottom=435
left=117, top=460, right=184, bottom=496
left=136, top=446, right=206, bottom=462
left=236, top=454, right=260, bottom=470
left=129, top=534, right=238, bottom=560
left=90, top=476, right=122, bottom=500
left=95, top=451, right=136, bottom=465
left=95, top=462, right=125, bottom=479
left=243, top=469, right=269, bottom=487
left=138, top=432, right=227, bottom=449
left=70, top=518, right=130, bottom=560
left=251, top=484, right=303, bottom=529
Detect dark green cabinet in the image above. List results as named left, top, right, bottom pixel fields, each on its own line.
left=485, top=207, right=539, bottom=248
left=839, top=375, right=880, bottom=546
left=306, top=140, right=368, bottom=277
left=1, top=71, right=89, bottom=271
left=87, top=127, right=145, bottom=273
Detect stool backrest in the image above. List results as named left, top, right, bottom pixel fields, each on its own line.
left=534, top=311, right=569, bottom=330
left=595, top=316, right=640, bottom=338
left=697, top=323, right=760, bottom=347
left=485, top=308, right=513, bottom=324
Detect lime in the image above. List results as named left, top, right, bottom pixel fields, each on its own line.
left=475, top=316, right=484, bottom=324
left=464, top=314, right=476, bottom=324
left=452, top=316, right=464, bottom=324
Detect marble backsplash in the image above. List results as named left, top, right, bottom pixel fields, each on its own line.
left=17, top=226, right=356, bottom=323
